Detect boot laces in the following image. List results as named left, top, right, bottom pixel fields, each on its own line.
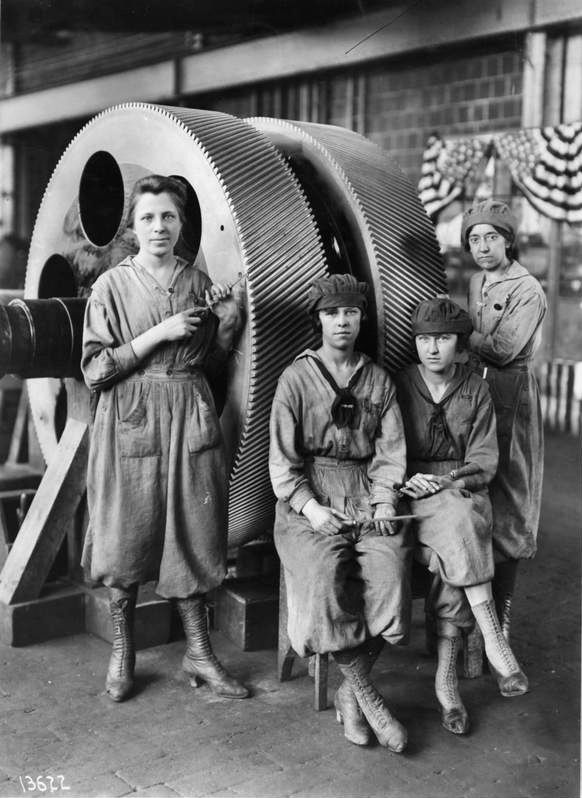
left=110, top=599, right=133, bottom=674
left=436, top=637, right=462, bottom=706
left=481, top=601, right=518, bottom=672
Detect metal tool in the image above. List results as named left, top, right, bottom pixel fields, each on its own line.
left=346, top=513, right=418, bottom=524
left=205, top=272, right=246, bottom=309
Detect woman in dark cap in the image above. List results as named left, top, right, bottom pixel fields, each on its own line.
left=461, top=199, right=546, bottom=641
left=269, top=273, right=411, bottom=753
left=395, top=297, right=528, bottom=737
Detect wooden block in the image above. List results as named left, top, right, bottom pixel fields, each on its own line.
left=0, top=418, right=88, bottom=604
left=84, top=583, right=172, bottom=650
left=215, top=579, right=278, bottom=651
left=0, top=581, right=85, bottom=646
left=234, top=539, right=278, bottom=579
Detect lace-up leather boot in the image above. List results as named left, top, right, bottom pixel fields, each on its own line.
left=334, top=638, right=385, bottom=746
left=493, top=560, right=519, bottom=641
left=333, top=647, right=406, bottom=752
left=106, top=585, right=137, bottom=702
left=471, top=599, right=529, bottom=697
left=435, top=621, right=469, bottom=735
left=176, top=596, right=249, bottom=699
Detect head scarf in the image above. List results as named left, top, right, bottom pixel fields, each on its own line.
left=460, top=198, right=517, bottom=248
left=411, top=297, right=473, bottom=336
left=307, top=273, right=369, bottom=313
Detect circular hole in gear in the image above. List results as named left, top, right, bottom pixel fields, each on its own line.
left=79, top=151, right=124, bottom=247
left=170, top=175, right=202, bottom=262
left=38, top=254, right=77, bottom=298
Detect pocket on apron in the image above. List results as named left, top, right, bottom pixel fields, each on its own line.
left=187, top=394, right=222, bottom=453
left=116, top=384, right=160, bottom=458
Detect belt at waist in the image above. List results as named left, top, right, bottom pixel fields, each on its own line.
left=486, top=362, right=531, bottom=374
left=125, top=366, right=204, bottom=382
left=309, top=455, right=368, bottom=469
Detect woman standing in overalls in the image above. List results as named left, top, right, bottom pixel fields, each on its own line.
left=461, top=199, right=547, bottom=637
left=82, top=175, right=248, bottom=703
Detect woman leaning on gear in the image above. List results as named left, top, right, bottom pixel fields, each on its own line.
left=461, top=199, right=547, bottom=638
left=269, top=273, right=412, bottom=753
left=395, top=297, right=528, bottom=737
left=82, top=174, right=249, bottom=703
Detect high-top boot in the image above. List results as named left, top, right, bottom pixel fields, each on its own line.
left=106, top=585, right=138, bottom=702
left=334, top=638, right=385, bottom=746
left=471, top=599, right=529, bottom=698
left=176, top=596, right=249, bottom=699
left=333, top=647, right=406, bottom=753
left=493, top=560, right=519, bottom=641
left=435, top=621, right=469, bottom=735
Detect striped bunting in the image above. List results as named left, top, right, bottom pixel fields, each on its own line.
left=418, top=125, right=582, bottom=224
left=418, top=133, right=488, bottom=218
left=495, top=123, right=582, bottom=224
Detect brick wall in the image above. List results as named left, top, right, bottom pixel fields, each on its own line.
left=364, top=39, right=524, bottom=181
left=193, top=36, right=524, bottom=185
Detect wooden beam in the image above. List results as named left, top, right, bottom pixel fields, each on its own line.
left=563, top=34, right=582, bottom=123
left=546, top=221, right=562, bottom=361
left=0, top=418, right=88, bottom=605
left=7, top=385, right=29, bottom=464
left=521, top=32, right=546, bottom=128
left=0, top=61, right=175, bottom=133
left=0, top=503, right=10, bottom=572
left=5, top=0, right=581, bottom=134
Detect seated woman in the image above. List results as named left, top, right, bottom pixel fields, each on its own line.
left=395, top=297, right=528, bottom=737
left=269, top=274, right=411, bottom=753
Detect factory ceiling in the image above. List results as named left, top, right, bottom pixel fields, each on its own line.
left=2, top=0, right=395, bottom=42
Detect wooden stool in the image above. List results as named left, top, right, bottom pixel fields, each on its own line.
left=277, top=564, right=329, bottom=710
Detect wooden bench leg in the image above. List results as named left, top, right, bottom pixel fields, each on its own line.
left=278, top=563, right=328, bottom=709
left=277, top=565, right=296, bottom=681
left=313, top=653, right=328, bottom=711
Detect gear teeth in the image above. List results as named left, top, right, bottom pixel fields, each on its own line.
left=26, top=104, right=445, bottom=547
left=248, top=118, right=446, bottom=373
left=26, top=102, right=328, bottom=545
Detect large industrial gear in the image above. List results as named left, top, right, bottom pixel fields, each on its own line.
left=248, top=117, right=446, bottom=373
left=19, top=102, right=445, bottom=547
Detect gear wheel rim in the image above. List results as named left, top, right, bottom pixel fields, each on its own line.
left=25, top=102, right=327, bottom=546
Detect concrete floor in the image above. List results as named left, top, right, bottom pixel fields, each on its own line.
left=0, top=430, right=579, bottom=798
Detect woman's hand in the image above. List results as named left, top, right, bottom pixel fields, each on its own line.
left=206, top=284, right=240, bottom=327
left=370, top=503, right=398, bottom=536
left=399, top=473, right=443, bottom=500
left=302, top=499, right=352, bottom=536
left=131, top=308, right=204, bottom=359
left=159, top=308, right=206, bottom=342
left=431, top=475, right=456, bottom=491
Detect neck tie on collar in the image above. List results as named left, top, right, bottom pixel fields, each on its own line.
left=427, top=403, right=460, bottom=460
left=312, top=358, right=363, bottom=430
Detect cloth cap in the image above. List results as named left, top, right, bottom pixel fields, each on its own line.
left=411, top=297, right=473, bottom=336
left=460, top=199, right=517, bottom=245
left=307, top=274, right=369, bottom=313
